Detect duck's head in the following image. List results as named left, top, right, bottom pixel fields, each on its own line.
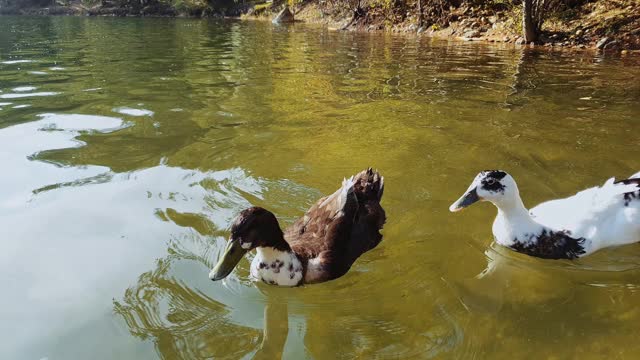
left=449, top=170, right=519, bottom=212
left=209, top=207, right=285, bottom=281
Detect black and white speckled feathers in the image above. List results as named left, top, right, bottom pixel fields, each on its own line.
left=615, top=177, right=640, bottom=206
left=479, top=170, right=507, bottom=194
left=212, top=168, right=385, bottom=286
left=509, top=229, right=586, bottom=259
left=451, top=170, right=640, bottom=260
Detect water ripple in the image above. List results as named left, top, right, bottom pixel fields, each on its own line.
left=1, top=16, right=639, bottom=360
left=1, top=59, right=34, bottom=64
left=0, top=91, right=59, bottom=99
left=12, top=86, right=36, bottom=92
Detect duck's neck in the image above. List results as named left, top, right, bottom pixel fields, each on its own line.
left=255, top=245, right=293, bottom=261
left=492, top=195, right=546, bottom=247
left=251, top=245, right=303, bottom=287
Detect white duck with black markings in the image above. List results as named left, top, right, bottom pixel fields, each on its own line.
left=449, top=170, right=640, bottom=259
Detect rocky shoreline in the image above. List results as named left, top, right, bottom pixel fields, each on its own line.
left=2, top=1, right=638, bottom=52
left=290, top=1, right=640, bottom=52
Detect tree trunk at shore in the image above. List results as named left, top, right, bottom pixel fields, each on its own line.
left=523, top=0, right=538, bottom=43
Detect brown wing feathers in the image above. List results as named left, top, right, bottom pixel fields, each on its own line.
left=284, top=168, right=386, bottom=281
left=353, top=168, right=384, bottom=204
left=350, top=168, right=386, bottom=254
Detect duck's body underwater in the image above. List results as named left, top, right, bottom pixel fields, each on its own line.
left=209, top=168, right=385, bottom=286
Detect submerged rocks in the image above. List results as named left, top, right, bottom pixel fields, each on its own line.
left=603, top=40, right=620, bottom=51
left=595, top=37, right=610, bottom=49
left=595, top=37, right=621, bottom=51
left=272, top=6, right=294, bottom=24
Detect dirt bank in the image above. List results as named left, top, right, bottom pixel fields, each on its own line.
left=287, top=0, right=640, bottom=51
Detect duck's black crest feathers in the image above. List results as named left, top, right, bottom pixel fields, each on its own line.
left=481, top=170, right=507, bottom=180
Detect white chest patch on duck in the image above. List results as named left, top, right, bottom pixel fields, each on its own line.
left=250, top=247, right=303, bottom=287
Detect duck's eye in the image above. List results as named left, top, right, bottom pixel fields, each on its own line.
left=486, top=179, right=496, bottom=185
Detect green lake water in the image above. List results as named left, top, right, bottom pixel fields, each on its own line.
left=1, top=15, right=640, bottom=360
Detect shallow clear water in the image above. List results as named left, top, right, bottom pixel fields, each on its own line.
left=1, top=16, right=639, bottom=360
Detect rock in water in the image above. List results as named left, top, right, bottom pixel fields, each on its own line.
left=272, top=6, right=294, bottom=24
left=596, top=37, right=610, bottom=49
left=603, top=40, right=619, bottom=51
left=463, top=29, right=480, bottom=38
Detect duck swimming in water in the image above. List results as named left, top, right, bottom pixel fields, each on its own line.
left=209, top=168, right=385, bottom=286
left=450, top=170, right=640, bottom=259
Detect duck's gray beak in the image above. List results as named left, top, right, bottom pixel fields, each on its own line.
left=209, top=239, right=248, bottom=281
left=449, top=187, right=480, bottom=212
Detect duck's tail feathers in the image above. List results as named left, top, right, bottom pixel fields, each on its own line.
left=352, top=168, right=384, bottom=203
left=614, top=176, right=640, bottom=206
left=612, top=177, right=640, bottom=194
left=341, top=176, right=356, bottom=191
left=588, top=177, right=637, bottom=202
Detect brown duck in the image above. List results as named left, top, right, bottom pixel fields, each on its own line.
left=209, top=168, right=385, bottom=286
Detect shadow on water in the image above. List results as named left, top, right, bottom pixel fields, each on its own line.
left=1, top=15, right=640, bottom=360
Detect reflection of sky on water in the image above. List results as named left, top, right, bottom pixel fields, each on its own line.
left=0, top=112, right=461, bottom=360
left=1, top=59, right=34, bottom=64
left=113, top=106, right=155, bottom=117
left=0, top=91, right=59, bottom=99
left=0, top=113, right=269, bottom=359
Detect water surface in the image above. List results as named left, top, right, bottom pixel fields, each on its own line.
left=1, top=16, right=640, bottom=360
